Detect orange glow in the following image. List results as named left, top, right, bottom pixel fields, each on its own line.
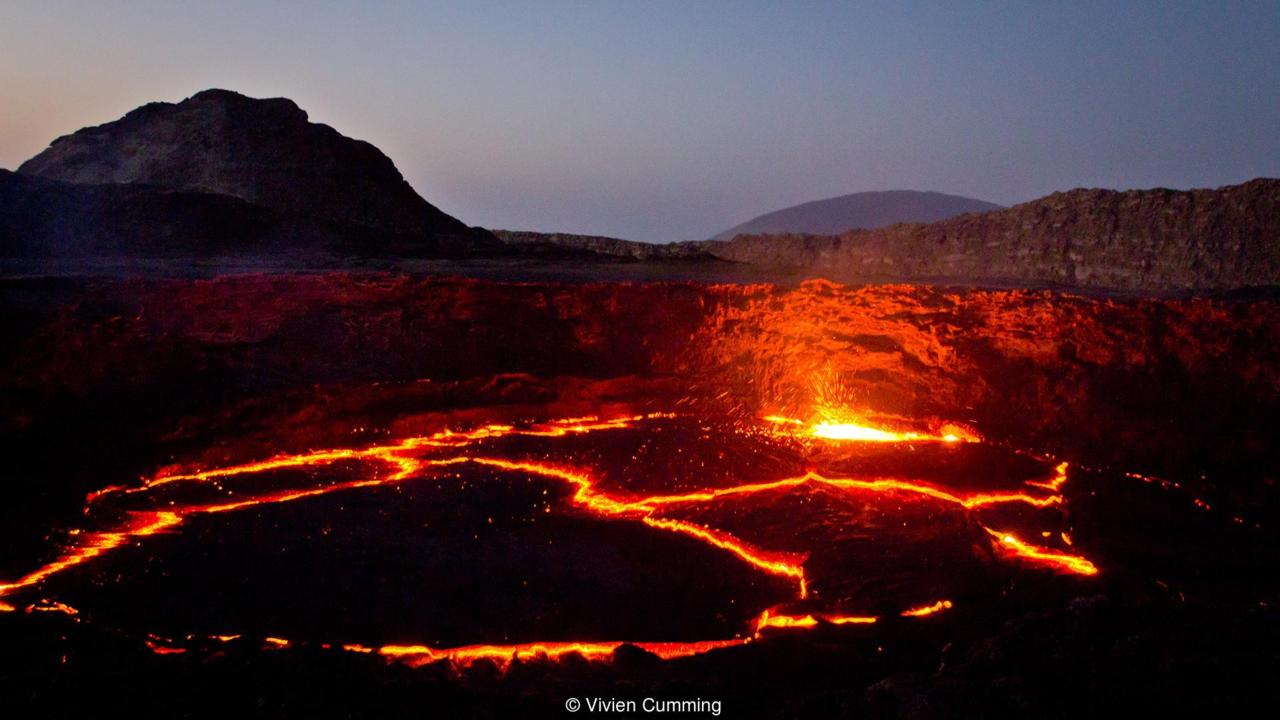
left=629, top=470, right=1062, bottom=512
left=0, top=511, right=181, bottom=597
left=145, top=639, right=187, bottom=655
left=763, top=414, right=980, bottom=444
left=754, top=609, right=877, bottom=633
left=828, top=614, right=878, bottom=625
left=755, top=611, right=818, bottom=630
left=900, top=599, right=953, bottom=617
left=811, top=422, right=917, bottom=442
left=937, top=423, right=982, bottom=443
left=27, top=600, right=80, bottom=617
left=641, top=517, right=808, bottom=597
left=378, top=637, right=753, bottom=669
left=1027, top=462, right=1069, bottom=491
left=5, top=411, right=1099, bottom=671
left=984, top=528, right=1099, bottom=576
left=91, top=413, right=675, bottom=503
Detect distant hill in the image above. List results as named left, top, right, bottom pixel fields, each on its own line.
left=702, top=179, right=1280, bottom=290
left=7, top=89, right=497, bottom=257
left=710, top=190, right=1003, bottom=241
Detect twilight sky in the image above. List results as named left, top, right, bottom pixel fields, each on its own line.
left=2, top=1, right=1278, bottom=242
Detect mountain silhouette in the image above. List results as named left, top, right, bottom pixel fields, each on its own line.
left=711, top=190, right=1002, bottom=240
left=6, top=89, right=497, bottom=257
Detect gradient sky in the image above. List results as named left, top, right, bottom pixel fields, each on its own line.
left=2, top=1, right=1278, bottom=241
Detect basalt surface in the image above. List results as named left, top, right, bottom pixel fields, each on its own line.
left=1, top=274, right=1277, bottom=718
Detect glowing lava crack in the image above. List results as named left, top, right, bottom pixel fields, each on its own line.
left=0, top=412, right=1098, bottom=669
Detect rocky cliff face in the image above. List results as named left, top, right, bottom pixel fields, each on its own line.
left=496, top=180, right=1279, bottom=291
left=706, top=179, right=1280, bottom=290
left=5, top=275, right=1276, bottom=514
left=12, top=89, right=496, bottom=255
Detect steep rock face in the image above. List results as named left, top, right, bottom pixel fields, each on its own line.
left=494, top=180, right=1280, bottom=290
left=6, top=276, right=1276, bottom=490
left=705, top=179, right=1280, bottom=290
left=16, top=89, right=494, bottom=253
left=711, top=190, right=1002, bottom=241
left=0, top=170, right=490, bottom=258
left=0, top=170, right=319, bottom=257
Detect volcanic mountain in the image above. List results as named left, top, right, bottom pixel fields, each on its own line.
left=710, top=190, right=1002, bottom=241
left=3, top=89, right=498, bottom=258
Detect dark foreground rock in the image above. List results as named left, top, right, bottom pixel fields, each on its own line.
left=0, top=170, right=494, bottom=258
left=0, top=274, right=1276, bottom=717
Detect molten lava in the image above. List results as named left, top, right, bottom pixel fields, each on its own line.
left=764, top=414, right=979, bottom=444
left=985, top=529, right=1100, bottom=576
left=901, top=599, right=954, bottom=617
left=0, top=411, right=1099, bottom=669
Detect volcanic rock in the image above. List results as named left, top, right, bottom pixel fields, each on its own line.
left=493, top=230, right=721, bottom=262
left=703, top=179, right=1280, bottom=290
left=10, top=89, right=497, bottom=256
left=498, top=181, right=1280, bottom=290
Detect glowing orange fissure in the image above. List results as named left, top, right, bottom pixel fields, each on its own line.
left=901, top=599, right=954, bottom=617
left=0, top=511, right=183, bottom=597
left=144, top=606, right=893, bottom=668
left=372, top=637, right=756, bottom=669
left=763, top=414, right=981, bottom=444
left=984, top=528, right=1099, bottom=576
left=0, top=411, right=1095, bottom=668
